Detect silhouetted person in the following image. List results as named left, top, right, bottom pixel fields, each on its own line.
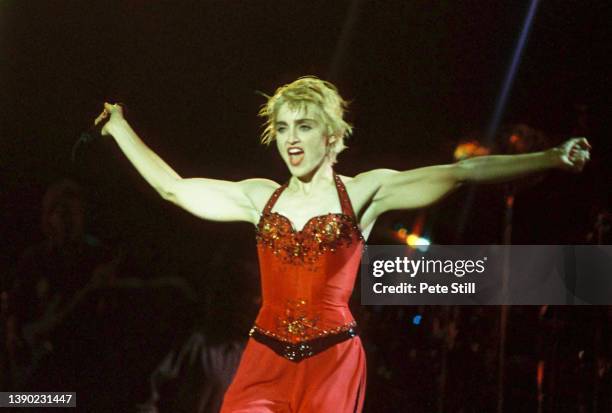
left=6, top=179, right=111, bottom=390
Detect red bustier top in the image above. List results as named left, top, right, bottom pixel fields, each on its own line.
left=253, top=173, right=364, bottom=344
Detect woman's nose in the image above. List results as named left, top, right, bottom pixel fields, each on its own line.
left=288, top=131, right=300, bottom=144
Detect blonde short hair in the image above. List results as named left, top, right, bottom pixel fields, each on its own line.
left=258, top=76, right=353, bottom=163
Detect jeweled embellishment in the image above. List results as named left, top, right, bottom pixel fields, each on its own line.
left=265, top=299, right=359, bottom=342
left=250, top=320, right=358, bottom=343
left=275, top=298, right=319, bottom=341
left=255, top=212, right=360, bottom=265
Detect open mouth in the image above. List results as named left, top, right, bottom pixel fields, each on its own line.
left=287, top=148, right=304, bottom=166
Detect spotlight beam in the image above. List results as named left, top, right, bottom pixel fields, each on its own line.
left=455, top=0, right=541, bottom=241
left=486, top=0, right=541, bottom=142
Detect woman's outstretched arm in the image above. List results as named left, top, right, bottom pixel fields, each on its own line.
left=358, top=137, right=591, bottom=220
left=97, top=103, right=275, bottom=224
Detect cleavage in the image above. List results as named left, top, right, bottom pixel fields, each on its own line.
left=270, top=181, right=345, bottom=232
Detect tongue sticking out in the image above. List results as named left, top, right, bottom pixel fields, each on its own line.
left=288, top=148, right=304, bottom=166
left=289, top=153, right=304, bottom=166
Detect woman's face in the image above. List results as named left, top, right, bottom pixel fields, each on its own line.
left=274, top=102, right=332, bottom=180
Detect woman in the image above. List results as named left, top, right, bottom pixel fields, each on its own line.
left=96, top=77, right=590, bottom=412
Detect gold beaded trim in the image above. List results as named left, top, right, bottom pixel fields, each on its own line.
left=255, top=212, right=363, bottom=265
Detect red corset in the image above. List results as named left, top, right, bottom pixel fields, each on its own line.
left=254, top=173, right=364, bottom=343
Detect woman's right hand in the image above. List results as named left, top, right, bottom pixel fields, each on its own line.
left=94, top=102, right=126, bottom=136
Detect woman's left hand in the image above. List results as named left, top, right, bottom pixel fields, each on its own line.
left=553, top=137, right=592, bottom=172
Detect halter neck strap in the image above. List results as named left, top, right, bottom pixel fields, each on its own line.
left=262, top=184, right=287, bottom=215
left=333, top=173, right=357, bottom=219
left=261, top=172, right=357, bottom=220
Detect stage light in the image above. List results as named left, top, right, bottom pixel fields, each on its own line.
left=412, top=314, right=422, bottom=325
left=406, top=234, right=430, bottom=252
left=486, top=0, right=541, bottom=140
left=453, top=141, right=491, bottom=161
left=456, top=0, right=541, bottom=241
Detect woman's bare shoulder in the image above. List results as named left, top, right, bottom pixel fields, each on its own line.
left=240, top=178, right=280, bottom=190
left=340, top=169, right=397, bottom=188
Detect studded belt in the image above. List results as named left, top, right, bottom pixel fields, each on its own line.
left=249, top=325, right=359, bottom=362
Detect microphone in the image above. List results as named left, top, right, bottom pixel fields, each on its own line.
left=71, top=103, right=126, bottom=162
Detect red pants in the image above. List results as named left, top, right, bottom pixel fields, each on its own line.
left=220, top=336, right=366, bottom=413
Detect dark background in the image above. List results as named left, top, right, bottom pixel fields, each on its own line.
left=2, top=0, right=610, bottom=251
left=1, top=1, right=610, bottom=412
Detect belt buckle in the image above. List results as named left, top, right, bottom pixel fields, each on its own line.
left=283, top=344, right=297, bottom=361
left=298, top=342, right=313, bottom=359
left=283, top=342, right=312, bottom=361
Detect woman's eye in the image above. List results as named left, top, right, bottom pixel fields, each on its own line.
left=277, top=127, right=286, bottom=133
left=299, top=125, right=312, bottom=131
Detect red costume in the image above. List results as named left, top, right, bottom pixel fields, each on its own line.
left=221, top=173, right=366, bottom=413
